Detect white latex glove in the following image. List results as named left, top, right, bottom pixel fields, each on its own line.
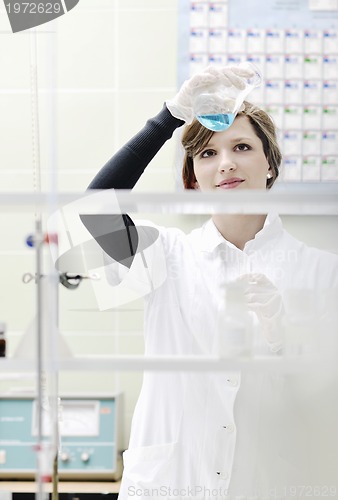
left=236, top=273, right=284, bottom=352
left=166, top=63, right=257, bottom=124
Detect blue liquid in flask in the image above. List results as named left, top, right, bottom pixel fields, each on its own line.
left=197, top=113, right=235, bottom=132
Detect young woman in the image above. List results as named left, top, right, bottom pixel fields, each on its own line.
left=82, top=67, right=338, bottom=499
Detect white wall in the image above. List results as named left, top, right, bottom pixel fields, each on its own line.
left=0, top=0, right=181, bottom=450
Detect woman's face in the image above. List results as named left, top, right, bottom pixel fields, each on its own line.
left=192, top=115, right=271, bottom=191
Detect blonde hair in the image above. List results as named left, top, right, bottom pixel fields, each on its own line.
left=181, top=101, right=282, bottom=189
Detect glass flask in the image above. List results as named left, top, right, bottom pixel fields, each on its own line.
left=193, top=62, right=262, bottom=132
left=218, top=281, right=253, bottom=358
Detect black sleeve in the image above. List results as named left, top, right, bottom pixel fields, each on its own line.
left=80, top=105, right=184, bottom=268
left=87, top=105, right=184, bottom=189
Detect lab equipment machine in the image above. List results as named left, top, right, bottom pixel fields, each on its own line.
left=0, top=393, right=123, bottom=480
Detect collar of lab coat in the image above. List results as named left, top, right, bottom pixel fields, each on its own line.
left=200, top=212, right=283, bottom=253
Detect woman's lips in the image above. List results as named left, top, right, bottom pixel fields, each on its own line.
left=216, top=178, right=244, bottom=189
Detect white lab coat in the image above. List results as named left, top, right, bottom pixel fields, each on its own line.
left=114, top=213, right=338, bottom=500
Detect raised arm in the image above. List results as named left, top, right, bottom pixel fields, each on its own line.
left=86, top=63, right=255, bottom=191
left=81, top=65, right=254, bottom=267
left=80, top=105, right=184, bottom=268
left=87, top=105, right=184, bottom=190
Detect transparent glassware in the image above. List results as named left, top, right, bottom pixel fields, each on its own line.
left=193, top=62, right=262, bottom=132
left=218, top=281, right=253, bottom=358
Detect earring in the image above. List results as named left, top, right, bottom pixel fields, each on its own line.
left=267, top=171, right=273, bottom=179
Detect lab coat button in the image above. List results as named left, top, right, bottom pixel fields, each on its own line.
left=227, top=377, right=239, bottom=387
left=216, top=471, right=229, bottom=480
left=224, top=423, right=235, bottom=433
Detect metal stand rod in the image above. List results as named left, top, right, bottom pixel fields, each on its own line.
left=35, top=218, right=44, bottom=500
left=52, top=453, right=58, bottom=500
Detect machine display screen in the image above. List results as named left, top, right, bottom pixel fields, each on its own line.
left=32, top=400, right=100, bottom=437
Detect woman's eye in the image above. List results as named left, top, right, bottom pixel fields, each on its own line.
left=235, top=143, right=251, bottom=151
left=200, top=149, right=216, bottom=158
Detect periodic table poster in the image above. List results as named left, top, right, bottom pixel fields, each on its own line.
left=178, top=0, right=338, bottom=183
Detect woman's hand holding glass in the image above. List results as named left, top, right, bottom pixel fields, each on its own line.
left=166, top=64, right=257, bottom=124
left=236, top=273, right=284, bottom=353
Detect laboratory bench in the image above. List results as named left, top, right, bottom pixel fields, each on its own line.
left=0, top=481, right=120, bottom=500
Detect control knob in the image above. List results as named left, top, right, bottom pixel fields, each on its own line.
left=60, top=452, right=69, bottom=462
left=81, top=452, right=90, bottom=463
